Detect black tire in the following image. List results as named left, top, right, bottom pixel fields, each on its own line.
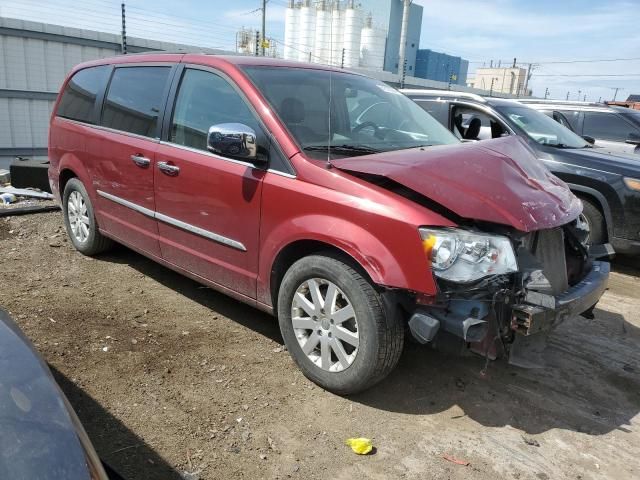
left=62, top=178, right=113, bottom=255
left=277, top=253, right=404, bottom=395
left=580, top=197, right=606, bottom=246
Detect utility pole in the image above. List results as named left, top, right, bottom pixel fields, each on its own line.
left=397, top=0, right=410, bottom=87
left=341, top=48, right=345, bottom=68
left=544, top=87, right=549, bottom=99
left=523, top=63, right=535, bottom=97
left=566, top=91, right=570, bottom=100
left=577, top=89, right=581, bottom=101
left=261, top=0, right=266, bottom=56
left=400, top=59, right=407, bottom=89
left=255, top=30, right=260, bottom=56
left=489, top=77, right=495, bottom=97
left=120, top=2, right=127, bottom=54
left=612, top=87, right=621, bottom=101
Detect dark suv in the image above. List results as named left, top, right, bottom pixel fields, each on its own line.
left=403, top=89, right=640, bottom=255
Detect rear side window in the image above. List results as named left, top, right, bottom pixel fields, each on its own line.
left=101, top=66, right=171, bottom=137
left=56, top=66, right=110, bottom=124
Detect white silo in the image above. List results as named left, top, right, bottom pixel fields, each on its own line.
left=342, top=0, right=362, bottom=68
left=329, top=1, right=344, bottom=66
left=360, top=14, right=386, bottom=70
left=298, top=0, right=316, bottom=62
left=313, top=1, right=331, bottom=64
left=283, top=0, right=299, bottom=60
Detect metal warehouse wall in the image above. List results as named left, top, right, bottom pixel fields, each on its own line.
left=0, top=16, right=225, bottom=169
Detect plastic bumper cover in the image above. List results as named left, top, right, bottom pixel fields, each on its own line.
left=511, top=261, right=610, bottom=336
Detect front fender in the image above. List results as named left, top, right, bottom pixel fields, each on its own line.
left=257, top=214, right=437, bottom=307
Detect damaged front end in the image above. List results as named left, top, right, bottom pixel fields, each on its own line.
left=408, top=221, right=610, bottom=368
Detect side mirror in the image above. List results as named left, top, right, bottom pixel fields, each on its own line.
left=207, top=123, right=261, bottom=162
left=582, top=135, right=595, bottom=145
left=626, top=133, right=640, bottom=145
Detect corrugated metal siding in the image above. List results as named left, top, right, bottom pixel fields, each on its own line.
left=0, top=98, right=54, bottom=148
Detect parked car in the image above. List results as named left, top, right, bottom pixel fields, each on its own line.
left=49, top=55, right=609, bottom=393
left=402, top=89, right=640, bottom=255
left=517, top=99, right=640, bottom=156
left=0, top=308, right=117, bottom=479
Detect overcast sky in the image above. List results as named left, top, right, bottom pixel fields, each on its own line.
left=2, top=0, right=638, bottom=101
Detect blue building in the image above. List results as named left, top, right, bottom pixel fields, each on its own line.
left=414, top=49, right=469, bottom=86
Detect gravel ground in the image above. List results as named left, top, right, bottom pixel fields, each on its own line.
left=1, top=211, right=639, bottom=480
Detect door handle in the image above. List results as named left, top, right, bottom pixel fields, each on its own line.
left=130, top=154, right=151, bottom=168
left=157, top=161, right=180, bottom=176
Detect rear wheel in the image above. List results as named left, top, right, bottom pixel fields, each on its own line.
left=62, top=178, right=113, bottom=255
left=578, top=197, right=606, bottom=246
left=277, top=254, right=404, bottom=395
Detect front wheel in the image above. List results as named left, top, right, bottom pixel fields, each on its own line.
left=578, top=197, right=606, bottom=246
left=277, top=254, right=404, bottom=395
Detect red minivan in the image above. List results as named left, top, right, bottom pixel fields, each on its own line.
left=49, top=54, right=609, bottom=394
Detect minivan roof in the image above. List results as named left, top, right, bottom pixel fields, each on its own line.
left=71, top=52, right=351, bottom=74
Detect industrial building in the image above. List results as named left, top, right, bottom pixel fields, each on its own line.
left=467, top=66, right=529, bottom=96
left=283, top=0, right=422, bottom=74
left=414, top=49, right=468, bottom=86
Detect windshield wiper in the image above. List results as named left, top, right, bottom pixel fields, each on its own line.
left=546, top=143, right=575, bottom=149
left=303, top=144, right=381, bottom=156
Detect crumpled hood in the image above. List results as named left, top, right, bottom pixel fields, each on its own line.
left=331, top=136, right=581, bottom=232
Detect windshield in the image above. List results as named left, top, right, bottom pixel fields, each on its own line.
left=496, top=104, right=589, bottom=149
left=242, top=66, right=459, bottom=157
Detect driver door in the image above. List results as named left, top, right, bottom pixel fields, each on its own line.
left=154, top=66, right=266, bottom=299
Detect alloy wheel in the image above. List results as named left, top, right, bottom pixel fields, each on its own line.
left=291, top=278, right=359, bottom=372
left=67, top=191, right=90, bottom=243
left=576, top=213, right=591, bottom=245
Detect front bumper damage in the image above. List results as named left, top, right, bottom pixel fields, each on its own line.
left=407, top=225, right=611, bottom=367
left=512, top=261, right=610, bottom=335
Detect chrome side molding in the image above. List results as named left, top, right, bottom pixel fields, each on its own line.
left=97, top=190, right=247, bottom=252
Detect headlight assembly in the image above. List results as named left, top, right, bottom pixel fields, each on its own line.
left=419, top=228, right=518, bottom=282
left=623, top=177, right=640, bottom=192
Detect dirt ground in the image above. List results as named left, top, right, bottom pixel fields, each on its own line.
left=1, top=210, right=639, bottom=480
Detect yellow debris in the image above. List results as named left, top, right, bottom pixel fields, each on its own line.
left=345, top=437, right=373, bottom=455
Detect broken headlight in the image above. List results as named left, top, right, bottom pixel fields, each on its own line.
left=419, top=227, right=518, bottom=282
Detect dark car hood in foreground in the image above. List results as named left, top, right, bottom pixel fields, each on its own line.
left=331, top=136, right=582, bottom=232
left=0, top=309, right=108, bottom=480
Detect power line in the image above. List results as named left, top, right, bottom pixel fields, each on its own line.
left=532, top=73, right=640, bottom=77
left=469, top=56, right=640, bottom=65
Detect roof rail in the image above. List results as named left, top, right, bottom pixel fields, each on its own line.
left=517, top=98, right=605, bottom=107
left=399, top=88, right=488, bottom=103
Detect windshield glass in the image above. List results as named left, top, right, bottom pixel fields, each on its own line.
left=242, top=66, right=459, bottom=157
left=496, top=104, right=589, bottom=148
